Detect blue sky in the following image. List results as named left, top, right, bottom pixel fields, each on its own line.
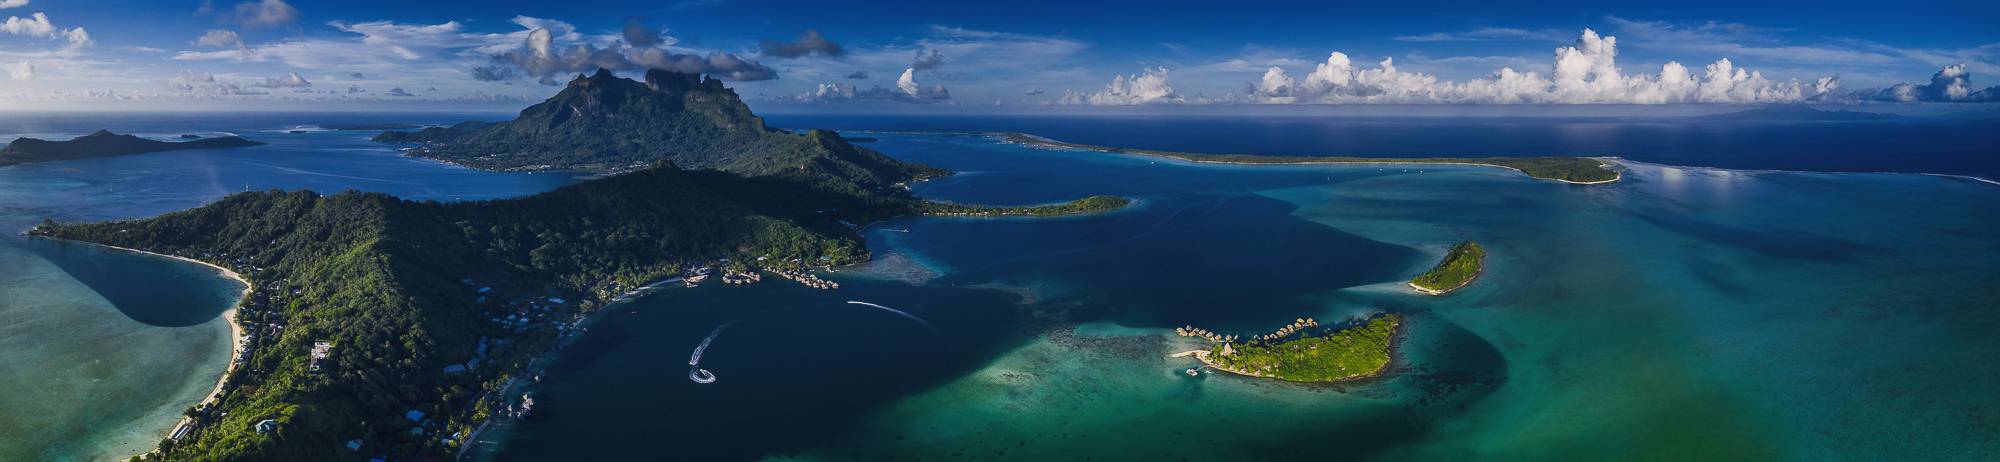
left=1, top=0, right=1997, bottom=110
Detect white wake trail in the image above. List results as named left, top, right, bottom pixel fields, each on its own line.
left=685, top=301, right=936, bottom=384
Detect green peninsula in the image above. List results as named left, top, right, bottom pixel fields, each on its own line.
left=0, top=130, right=263, bottom=167
left=998, top=132, right=1620, bottom=184
left=1193, top=314, right=1401, bottom=382
left=923, top=195, right=1130, bottom=217
left=29, top=68, right=1120, bottom=462
left=1409, top=241, right=1485, bottom=295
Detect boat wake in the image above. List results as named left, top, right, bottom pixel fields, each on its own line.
left=844, top=301, right=938, bottom=332
left=686, top=300, right=934, bottom=384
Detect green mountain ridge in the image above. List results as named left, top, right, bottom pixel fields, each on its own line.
left=375, top=68, right=946, bottom=192
left=32, top=68, right=1123, bottom=461
left=31, top=164, right=891, bottom=460
left=1, top=130, right=264, bottom=167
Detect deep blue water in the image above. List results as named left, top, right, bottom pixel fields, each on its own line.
left=764, top=113, right=2000, bottom=180
left=496, top=132, right=2000, bottom=461
left=0, top=112, right=1995, bottom=461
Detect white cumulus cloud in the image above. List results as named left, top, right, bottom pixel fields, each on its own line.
left=231, top=0, right=300, bottom=28
left=479, top=16, right=778, bottom=83
left=167, top=71, right=267, bottom=96
left=0, top=12, right=53, bottom=36
left=1248, top=29, right=1839, bottom=104
left=253, top=70, right=310, bottom=88
left=0, top=13, right=88, bottom=56
left=195, top=29, right=245, bottom=49
left=1868, top=64, right=2000, bottom=102
left=1062, top=67, right=1180, bottom=105
left=62, top=26, right=88, bottom=50
left=793, top=67, right=948, bottom=103
left=895, top=67, right=920, bottom=95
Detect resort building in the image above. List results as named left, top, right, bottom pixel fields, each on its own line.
left=308, top=341, right=334, bottom=373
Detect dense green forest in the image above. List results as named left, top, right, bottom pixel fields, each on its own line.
left=921, top=195, right=1131, bottom=216
left=1205, top=314, right=1400, bottom=382
left=30, top=68, right=1124, bottom=461
left=998, top=132, right=1622, bottom=183
left=35, top=165, right=1123, bottom=461
left=30, top=164, right=883, bottom=460
left=0, top=130, right=263, bottom=166
left=375, top=69, right=948, bottom=187
left=1409, top=241, right=1486, bottom=295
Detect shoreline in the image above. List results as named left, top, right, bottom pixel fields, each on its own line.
left=847, top=129, right=2000, bottom=189
left=1407, top=243, right=1485, bottom=296
left=1184, top=350, right=1392, bottom=382
left=1407, top=271, right=1480, bottom=296
left=1172, top=315, right=1402, bottom=383
left=456, top=274, right=687, bottom=461
left=992, top=132, right=1626, bottom=185
left=30, top=237, right=251, bottom=452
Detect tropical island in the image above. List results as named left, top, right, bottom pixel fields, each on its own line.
left=375, top=69, right=949, bottom=181
left=0, top=130, right=264, bottom=167
left=26, top=68, right=1123, bottom=462
left=1176, top=314, right=1401, bottom=382
left=996, top=132, right=1621, bottom=184
left=1409, top=241, right=1485, bottom=296
left=923, top=195, right=1131, bottom=217
left=1693, top=105, right=1900, bottom=122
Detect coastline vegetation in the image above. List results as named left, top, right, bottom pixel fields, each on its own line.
left=27, top=68, right=1122, bottom=462
left=1409, top=241, right=1485, bottom=295
left=921, top=195, right=1130, bottom=216
left=373, top=69, right=952, bottom=183
left=997, top=132, right=1621, bottom=184
left=1201, top=314, right=1401, bottom=382
left=29, top=165, right=895, bottom=460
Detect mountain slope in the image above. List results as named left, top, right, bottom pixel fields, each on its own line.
left=30, top=165, right=898, bottom=460
left=375, top=68, right=945, bottom=192
left=31, top=67, right=1121, bottom=461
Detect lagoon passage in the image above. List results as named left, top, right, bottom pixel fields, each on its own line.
left=687, top=301, right=936, bottom=384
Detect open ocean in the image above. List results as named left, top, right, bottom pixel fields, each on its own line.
left=0, top=112, right=1995, bottom=461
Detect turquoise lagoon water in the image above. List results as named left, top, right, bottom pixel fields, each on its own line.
left=495, top=133, right=1999, bottom=461
left=0, top=123, right=578, bottom=461
left=1, top=115, right=1994, bottom=461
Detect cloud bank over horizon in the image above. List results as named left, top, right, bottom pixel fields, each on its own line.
left=1061, top=67, right=1179, bottom=105
left=1058, top=29, right=1848, bottom=106
left=1243, top=29, right=1842, bottom=104
left=1868, top=64, right=2000, bottom=102
left=478, top=16, right=778, bottom=85
left=0, top=1, right=1995, bottom=110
